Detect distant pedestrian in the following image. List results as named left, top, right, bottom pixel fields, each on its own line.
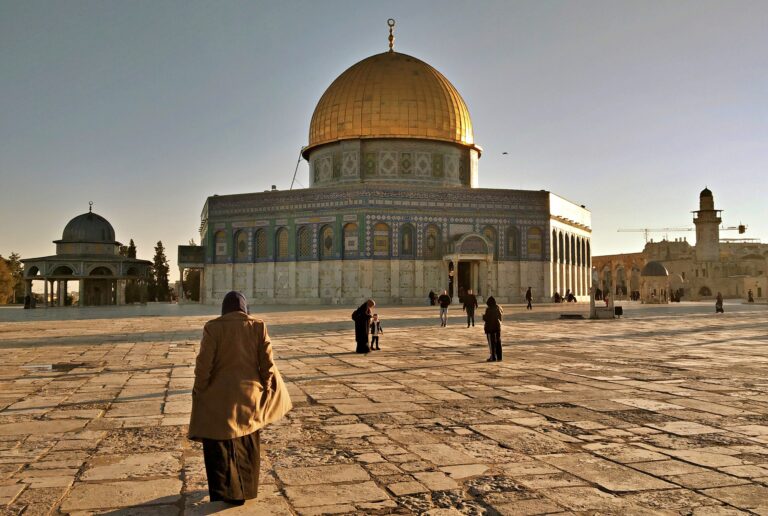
left=189, top=291, right=292, bottom=506
left=437, top=290, right=451, bottom=327
left=463, top=289, right=478, bottom=327
left=428, top=290, right=436, bottom=306
left=525, top=287, right=532, bottom=310
left=369, top=313, right=383, bottom=350
left=715, top=292, right=724, bottom=313
left=482, top=296, right=503, bottom=362
left=352, top=299, right=375, bottom=353
left=748, top=289, right=754, bottom=303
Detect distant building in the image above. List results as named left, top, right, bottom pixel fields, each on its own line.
left=22, top=207, right=152, bottom=306
left=178, top=23, right=592, bottom=305
left=593, top=188, right=768, bottom=301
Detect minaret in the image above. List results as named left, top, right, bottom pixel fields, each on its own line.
left=693, top=187, right=721, bottom=262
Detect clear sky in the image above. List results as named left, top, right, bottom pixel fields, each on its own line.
left=2, top=0, right=767, bottom=283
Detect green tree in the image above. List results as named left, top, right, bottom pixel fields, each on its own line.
left=6, top=253, right=24, bottom=304
left=119, top=238, right=137, bottom=258
left=0, top=257, right=14, bottom=304
left=152, top=241, right=170, bottom=302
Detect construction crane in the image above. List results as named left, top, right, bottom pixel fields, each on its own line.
left=617, top=225, right=747, bottom=243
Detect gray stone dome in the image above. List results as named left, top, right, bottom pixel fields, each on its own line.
left=61, top=211, right=116, bottom=243
left=641, top=261, right=669, bottom=277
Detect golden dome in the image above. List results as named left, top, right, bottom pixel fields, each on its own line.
left=304, top=51, right=477, bottom=157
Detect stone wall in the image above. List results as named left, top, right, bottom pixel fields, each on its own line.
left=203, top=259, right=550, bottom=306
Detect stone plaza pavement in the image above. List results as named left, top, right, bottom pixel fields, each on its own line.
left=0, top=302, right=767, bottom=515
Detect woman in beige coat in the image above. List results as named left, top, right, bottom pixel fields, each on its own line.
left=189, top=291, right=292, bottom=505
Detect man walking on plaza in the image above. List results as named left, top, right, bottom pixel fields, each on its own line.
left=525, top=286, right=533, bottom=310
left=437, top=290, right=451, bottom=327
left=463, top=289, right=478, bottom=327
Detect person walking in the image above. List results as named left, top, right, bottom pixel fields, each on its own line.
left=482, top=296, right=503, bottom=362
left=437, top=290, right=451, bottom=327
left=352, top=299, right=375, bottom=353
left=525, top=287, right=532, bottom=310
left=428, top=290, right=436, bottom=306
left=189, top=291, right=292, bottom=506
left=463, top=289, right=478, bottom=327
left=715, top=292, right=724, bottom=313
left=369, top=313, right=383, bottom=350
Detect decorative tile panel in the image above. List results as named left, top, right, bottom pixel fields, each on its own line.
left=342, top=151, right=359, bottom=178
left=379, top=151, right=398, bottom=176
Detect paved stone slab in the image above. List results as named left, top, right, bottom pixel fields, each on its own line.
left=471, top=424, right=571, bottom=454
left=0, top=419, right=87, bottom=436
left=60, top=478, right=182, bottom=511
left=701, top=485, right=768, bottom=512
left=80, top=452, right=180, bottom=480
left=539, top=453, right=676, bottom=491
left=274, top=464, right=370, bottom=486
left=284, top=480, right=389, bottom=508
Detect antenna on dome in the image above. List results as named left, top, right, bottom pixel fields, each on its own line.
left=89, top=201, right=93, bottom=213
left=388, top=19, right=395, bottom=52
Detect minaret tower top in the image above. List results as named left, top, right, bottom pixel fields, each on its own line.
left=693, top=187, right=721, bottom=262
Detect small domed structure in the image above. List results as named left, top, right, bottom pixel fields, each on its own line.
left=700, top=187, right=712, bottom=198
left=641, top=261, right=669, bottom=277
left=61, top=211, right=117, bottom=243
left=640, top=261, right=670, bottom=304
left=22, top=204, right=151, bottom=307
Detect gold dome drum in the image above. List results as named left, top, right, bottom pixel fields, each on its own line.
left=304, top=51, right=481, bottom=188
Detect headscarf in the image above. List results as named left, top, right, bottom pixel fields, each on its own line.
left=221, top=291, right=248, bottom=315
left=486, top=296, right=497, bottom=307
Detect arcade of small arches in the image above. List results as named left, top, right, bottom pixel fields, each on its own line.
left=24, top=262, right=149, bottom=307
left=550, top=228, right=592, bottom=299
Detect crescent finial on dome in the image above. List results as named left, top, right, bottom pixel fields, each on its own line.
left=388, top=19, right=395, bottom=52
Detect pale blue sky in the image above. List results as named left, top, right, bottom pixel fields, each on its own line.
left=2, top=0, right=767, bottom=281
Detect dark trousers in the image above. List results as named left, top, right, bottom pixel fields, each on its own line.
left=371, top=335, right=379, bottom=349
left=526, top=299, right=532, bottom=310
left=202, top=431, right=260, bottom=503
left=487, top=332, right=502, bottom=360
left=466, top=310, right=475, bottom=327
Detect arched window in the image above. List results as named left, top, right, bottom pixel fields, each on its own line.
left=586, top=241, right=591, bottom=265
left=214, top=231, right=227, bottom=263
left=234, top=230, right=249, bottom=262
left=483, top=226, right=498, bottom=256
left=564, top=234, right=570, bottom=264
left=552, top=230, right=558, bottom=262
left=373, top=223, right=390, bottom=256
left=320, top=225, right=334, bottom=259
left=275, top=228, right=289, bottom=259
left=400, top=224, right=415, bottom=257
left=507, top=227, right=519, bottom=257
left=297, top=226, right=312, bottom=259
left=527, top=227, right=542, bottom=259
left=254, top=229, right=268, bottom=260
left=424, top=224, right=442, bottom=259
left=558, top=232, right=564, bottom=264
left=343, top=223, right=359, bottom=258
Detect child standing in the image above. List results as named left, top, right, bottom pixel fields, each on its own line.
left=369, top=313, right=383, bottom=350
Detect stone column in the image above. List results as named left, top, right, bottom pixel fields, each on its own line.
left=63, top=281, right=68, bottom=306
left=178, top=267, right=185, bottom=301
left=79, top=279, right=85, bottom=307
left=390, top=260, right=400, bottom=301
left=44, top=279, right=48, bottom=307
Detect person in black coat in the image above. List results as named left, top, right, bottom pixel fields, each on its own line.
left=463, top=289, right=478, bottom=327
left=482, top=296, right=503, bottom=362
left=352, top=299, right=375, bottom=353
